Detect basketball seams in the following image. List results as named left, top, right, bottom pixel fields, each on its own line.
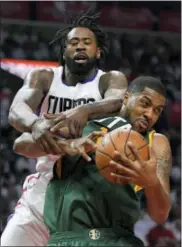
left=108, top=132, right=118, bottom=182
left=97, top=143, right=149, bottom=171
left=96, top=150, right=117, bottom=176
left=136, top=142, right=149, bottom=152
left=96, top=135, right=116, bottom=174
left=124, top=129, right=132, bottom=156
left=109, top=132, right=117, bottom=150
left=96, top=150, right=110, bottom=172
left=126, top=138, right=149, bottom=158
left=96, top=148, right=112, bottom=160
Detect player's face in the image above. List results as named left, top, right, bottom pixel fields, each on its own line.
left=64, top=27, right=101, bottom=75
left=122, top=87, right=166, bottom=133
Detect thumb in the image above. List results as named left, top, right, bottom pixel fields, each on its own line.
left=88, top=131, right=105, bottom=140
left=43, top=113, right=57, bottom=119
left=44, top=113, right=66, bottom=122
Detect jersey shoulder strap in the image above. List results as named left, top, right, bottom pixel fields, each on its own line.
left=145, top=129, right=156, bottom=145
left=93, top=116, right=131, bottom=131
left=82, top=117, right=131, bottom=137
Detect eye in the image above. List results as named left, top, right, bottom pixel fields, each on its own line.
left=70, top=40, right=78, bottom=46
left=84, top=39, right=92, bottom=45
left=140, top=99, right=149, bottom=107
left=154, top=108, right=162, bottom=115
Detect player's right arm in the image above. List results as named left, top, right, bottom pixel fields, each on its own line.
left=9, top=69, right=49, bottom=132
left=9, top=69, right=65, bottom=155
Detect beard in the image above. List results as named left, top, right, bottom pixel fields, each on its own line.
left=65, top=56, right=97, bottom=75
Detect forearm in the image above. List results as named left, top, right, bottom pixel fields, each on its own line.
left=145, top=179, right=171, bottom=224
left=13, top=133, right=47, bottom=158
left=13, top=133, right=72, bottom=158
left=9, top=102, right=39, bottom=133
left=15, top=143, right=46, bottom=158
left=83, top=98, right=122, bottom=120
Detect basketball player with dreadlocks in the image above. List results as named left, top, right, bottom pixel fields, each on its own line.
left=2, top=12, right=127, bottom=246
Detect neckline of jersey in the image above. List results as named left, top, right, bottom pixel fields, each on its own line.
left=62, top=69, right=98, bottom=87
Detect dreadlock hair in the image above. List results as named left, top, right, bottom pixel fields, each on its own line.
left=50, top=9, right=109, bottom=65
left=127, top=76, right=166, bottom=98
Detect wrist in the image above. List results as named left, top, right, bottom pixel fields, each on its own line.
left=145, top=176, right=160, bottom=189
left=79, top=104, right=91, bottom=117
left=30, top=118, right=39, bottom=133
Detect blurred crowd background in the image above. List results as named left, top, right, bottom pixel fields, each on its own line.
left=0, top=1, right=181, bottom=247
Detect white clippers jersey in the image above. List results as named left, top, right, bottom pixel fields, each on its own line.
left=36, top=66, right=105, bottom=173
left=40, top=66, right=105, bottom=115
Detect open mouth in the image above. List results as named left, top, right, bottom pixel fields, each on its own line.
left=74, top=54, right=88, bottom=64
left=138, top=120, right=148, bottom=129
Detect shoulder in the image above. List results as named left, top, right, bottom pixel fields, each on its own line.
left=152, top=133, right=171, bottom=154
left=153, top=133, right=170, bottom=144
left=99, top=70, right=128, bottom=98
left=24, top=68, right=54, bottom=92
left=26, top=67, right=54, bottom=80
left=93, top=116, right=129, bottom=130
left=100, top=70, right=127, bottom=82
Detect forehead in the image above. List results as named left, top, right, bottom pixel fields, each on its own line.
left=135, top=87, right=166, bottom=106
left=67, top=27, right=96, bottom=41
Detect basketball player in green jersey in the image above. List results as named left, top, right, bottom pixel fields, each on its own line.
left=14, top=76, right=171, bottom=247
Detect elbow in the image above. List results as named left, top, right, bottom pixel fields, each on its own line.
left=13, top=139, right=23, bottom=155
left=152, top=215, right=168, bottom=225
left=13, top=140, right=20, bottom=154
left=13, top=139, right=29, bottom=157
left=150, top=208, right=171, bottom=225
left=8, top=107, right=17, bottom=128
left=8, top=109, right=14, bottom=126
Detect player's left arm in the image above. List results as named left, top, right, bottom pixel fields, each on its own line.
left=86, top=70, right=128, bottom=120
left=99, top=70, right=128, bottom=99
left=145, top=133, right=172, bottom=224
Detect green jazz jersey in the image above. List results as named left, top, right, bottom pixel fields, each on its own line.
left=44, top=117, right=155, bottom=238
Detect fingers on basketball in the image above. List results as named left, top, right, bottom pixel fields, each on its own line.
left=95, top=127, right=149, bottom=183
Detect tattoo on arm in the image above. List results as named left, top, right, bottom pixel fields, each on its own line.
left=156, top=144, right=172, bottom=193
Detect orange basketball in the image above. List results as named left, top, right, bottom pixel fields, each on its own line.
left=95, top=127, right=149, bottom=183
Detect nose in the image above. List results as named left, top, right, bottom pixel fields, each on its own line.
left=76, top=41, right=86, bottom=51
left=144, top=107, right=153, bottom=121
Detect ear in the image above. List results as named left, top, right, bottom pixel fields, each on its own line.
left=123, top=92, right=130, bottom=105
left=63, top=51, right=66, bottom=61
left=96, top=48, right=101, bottom=59
left=63, top=44, right=67, bottom=60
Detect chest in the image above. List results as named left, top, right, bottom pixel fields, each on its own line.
left=44, top=82, right=102, bottom=114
